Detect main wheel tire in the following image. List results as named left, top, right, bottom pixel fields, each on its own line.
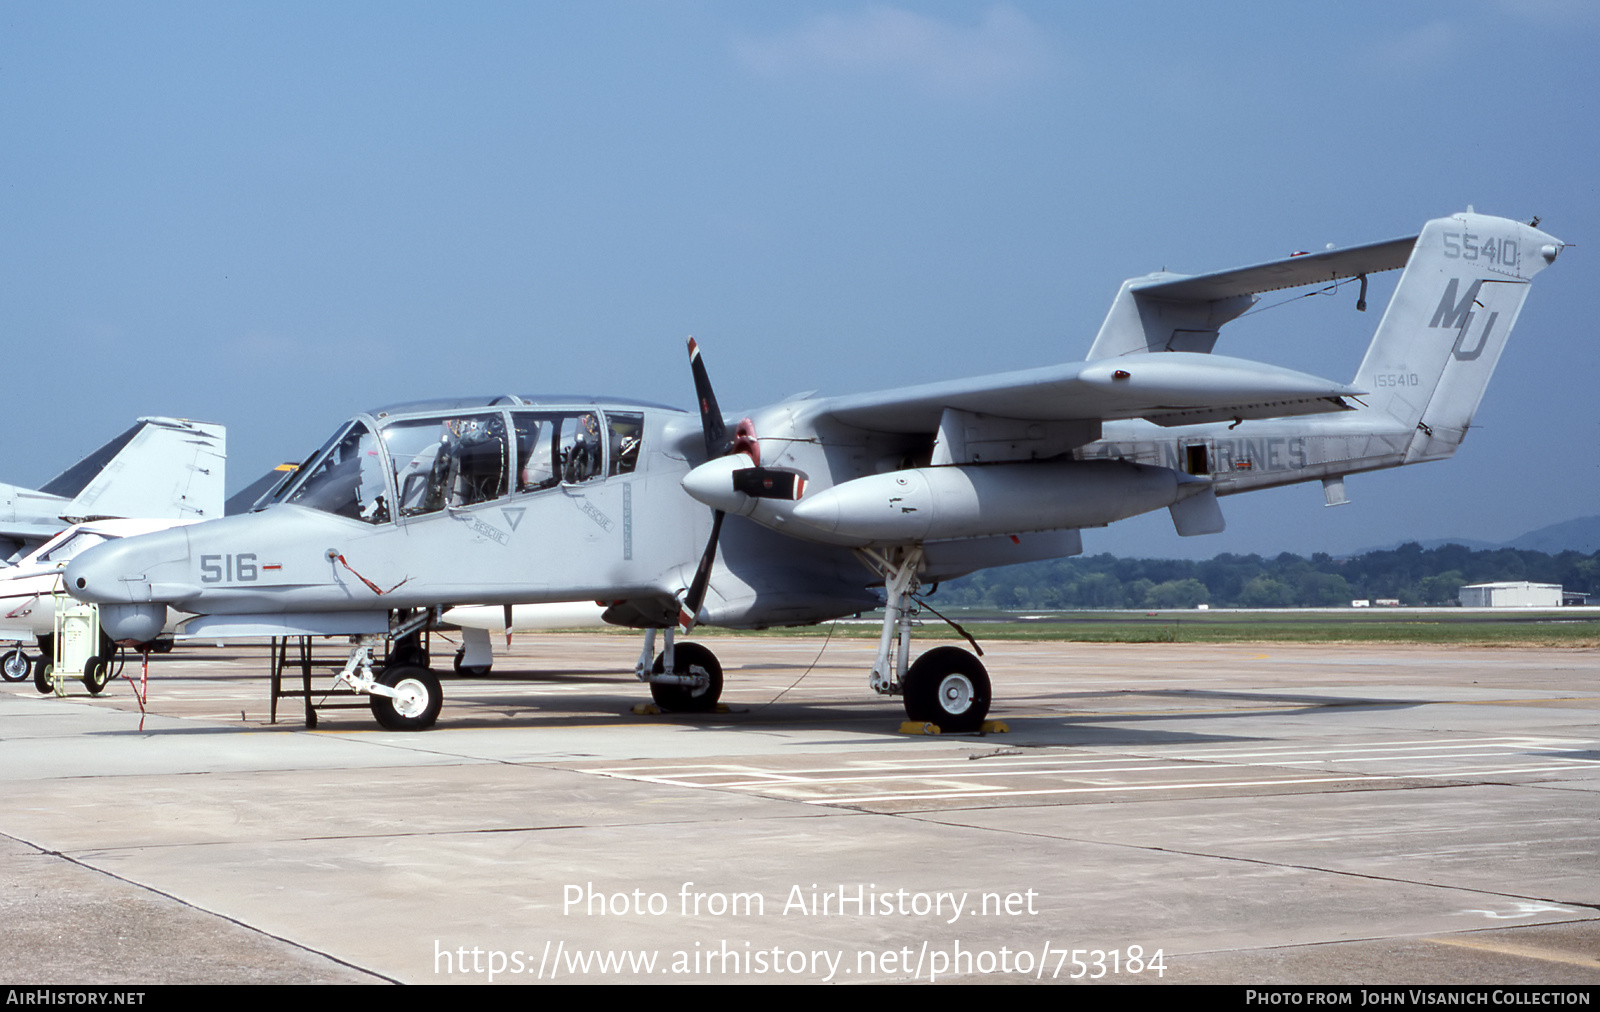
left=369, top=664, right=443, bottom=730
left=34, top=662, right=54, bottom=695
left=452, top=649, right=491, bottom=677
left=83, top=656, right=111, bottom=696
left=650, top=642, right=723, bottom=712
left=903, top=646, right=991, bottom=733
left=0, top=648, right=30, bottom=683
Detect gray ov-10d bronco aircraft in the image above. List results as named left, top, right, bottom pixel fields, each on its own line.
left=65, top=210, right=1563, bottom=732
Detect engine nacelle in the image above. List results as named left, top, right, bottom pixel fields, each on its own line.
left=787, top=459, right=1203, bottom=546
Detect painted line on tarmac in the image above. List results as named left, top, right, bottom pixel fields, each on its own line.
left=1426, top=935, right=1600, bottom=970
left=580, top=737, right=1595, bottom=804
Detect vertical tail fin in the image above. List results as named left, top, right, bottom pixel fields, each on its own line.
left=46, top=417, right=227, bottom=522
left=1353, top=212, right=1563, bottom=462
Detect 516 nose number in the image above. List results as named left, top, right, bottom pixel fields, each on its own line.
left=200, top=554, right=257, bottom=583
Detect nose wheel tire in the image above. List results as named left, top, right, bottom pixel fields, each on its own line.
left=0, top=649, right=29, bottom=683
left=370, top=665, right=443, bottom=730
left=650, top=642, right=723, bottom=712
left=903, top=646, right=991, bottom=733
left=452, top=649, right=491, bottom=677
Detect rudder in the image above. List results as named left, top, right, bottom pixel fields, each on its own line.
left=1352, top=211, right=1563, bottom=463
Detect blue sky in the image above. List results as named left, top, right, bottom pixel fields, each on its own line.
left=4, top=1, right=1595, bottom=558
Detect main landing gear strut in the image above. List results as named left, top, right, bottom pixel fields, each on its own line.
left=860, top=545, right=991, bottom=733
left=336, top=636, right=443, bottom=730
left=622, top=547, right=989, bottom=730
left=336, top=610, right=444, bottom=730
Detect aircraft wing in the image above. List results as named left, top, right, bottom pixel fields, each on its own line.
left=810, top=352, right=1361, bottom=434
left=799, top=234, right=1425, bottom=437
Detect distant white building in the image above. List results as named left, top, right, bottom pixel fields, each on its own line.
left=1459, top=582, right=1563, bottom=608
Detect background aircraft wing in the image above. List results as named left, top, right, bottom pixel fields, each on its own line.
left=0, top=518, right=80, bottom=545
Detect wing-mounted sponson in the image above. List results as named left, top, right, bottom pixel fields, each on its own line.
left=785, top=458, right=1213, bottom=546
left=1086, top=233, right=1418, bottom=360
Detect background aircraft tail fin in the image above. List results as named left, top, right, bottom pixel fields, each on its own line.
left=44, top=417, right=227, bottom=522
left=225, top=461, right=301, bottom=516
left=1352, top=212, right=1563, bottom=463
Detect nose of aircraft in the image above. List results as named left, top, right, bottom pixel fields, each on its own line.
left=64, top=528, right=192, bottom=606
left=65, top=529, right=196, bottom=644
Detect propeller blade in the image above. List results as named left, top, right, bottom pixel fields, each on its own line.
left=503, top=603, right=513, bottom=648
left=732, top=466, right=806, bottom=500
left=678, top=509, right=725, bottom=632
left=681, top=339, right=762, bottom=632
left=686, top=337, right=727, bottom=461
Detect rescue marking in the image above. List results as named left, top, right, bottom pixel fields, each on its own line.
left=577, top=499, right=615, bottom=532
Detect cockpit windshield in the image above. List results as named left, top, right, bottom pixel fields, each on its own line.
left=266, top=426, right=344, bottom=510
left=262, top=405, right=646, bottom=524
left=281, top=422, right=390, bottom=523
left=385, top=414, right=509, bottom=516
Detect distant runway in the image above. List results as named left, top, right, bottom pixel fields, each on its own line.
left=935, top=605, right=1600, bottom=628
left=1, top=635, right=1595, bottom=984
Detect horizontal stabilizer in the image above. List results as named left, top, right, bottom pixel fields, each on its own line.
left=1135, top=234, right=1418, bottom=301
left=1088, top=232, right=1418, bottom=360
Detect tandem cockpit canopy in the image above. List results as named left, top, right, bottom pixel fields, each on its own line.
left=259, top=400, right=649, bottom=525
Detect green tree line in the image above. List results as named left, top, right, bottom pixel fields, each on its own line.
left=936, top=543, right=1600, bottom=610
